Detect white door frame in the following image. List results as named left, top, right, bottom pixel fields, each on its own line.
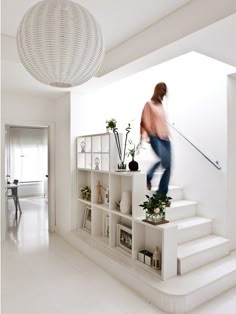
left=1, top=120, right=56, bottom=241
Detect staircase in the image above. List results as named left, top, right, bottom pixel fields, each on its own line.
left=162, top=185, right=230, bottom=276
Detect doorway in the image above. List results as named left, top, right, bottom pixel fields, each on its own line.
left=1, top=122, right=56, bottom=241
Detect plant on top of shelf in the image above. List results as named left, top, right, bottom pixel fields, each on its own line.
left=105, top=118, right=131, bottom=170
left=127, top=139, right=141, bottom=171
left=139, top=192, right=172, bottom=224
left=81, top=186, right=91, bottom=201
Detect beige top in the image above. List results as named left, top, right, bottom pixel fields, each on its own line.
left=140, top=100, right=169, bottom=140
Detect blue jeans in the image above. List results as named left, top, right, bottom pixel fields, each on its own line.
left=147, top=135, right=171, bottom=195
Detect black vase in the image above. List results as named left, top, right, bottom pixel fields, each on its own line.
left=129, top=158, right=139, bottom=171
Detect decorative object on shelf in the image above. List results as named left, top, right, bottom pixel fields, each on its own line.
left=96, top=181, right=103, bottom=204
left=94, top=157, right=100, bottom=170
left=105, top=118, right=131, bottom=170
left=140, top=192, right=171, bottom=225
left=115, top=201, right=121, bottom=211
left=144, top=251, right=153, bottom=266
left=105, top=118, right=117, bottom=132
left=16, top=0, right=104, bottom=88
left=120, top=191, right=132, bottom=215
left=104, top=185, right=109, bottom=205
left=152, top=246, right=161, bottom=270
left=80, top=141, right=86, bottom=153
left=96, top=181, right=109, bottom=205
left=103, top=214, right=109, bottom=238
left=82, top=206, right=92, bottom=233
left=138, top=249, right=147, bottom=263
left=81, top=186, right=91, bottom=201
left=127, top=140, right=140, bottom=171
left=137, top=249, right=153, bottom=266
left=117, top=224, right=132, bottom=253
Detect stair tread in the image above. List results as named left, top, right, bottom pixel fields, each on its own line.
left=170, top=200, right=197, bottom=208
left=157, top=251, right=236, bottom=295
left=150, top=185, right=182, bottom=192
left=173, top=216, right=212, bottom=230
left=177, top=235, right=229, bottom=259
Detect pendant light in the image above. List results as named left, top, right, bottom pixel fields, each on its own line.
left=16, top=0, right=104, bottom=88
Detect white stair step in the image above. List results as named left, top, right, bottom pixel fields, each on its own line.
left=177, top=235, right=230, bottom=275
left=165, top=200, right=197, bottom=222
left=168, top=185, right=184, bottom=201
left=150, top=185, right=183, bottom=201
left=174, top=216, right=212, bottom=244
left=158, top=251, right=236, bottom=313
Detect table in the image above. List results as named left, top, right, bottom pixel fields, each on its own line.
left=7, top=184, right=22, bottom=219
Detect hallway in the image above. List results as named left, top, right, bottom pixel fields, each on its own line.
left=2, top=198, right=236, bottom=314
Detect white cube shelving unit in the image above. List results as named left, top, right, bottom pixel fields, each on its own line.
left=77, top=133, right=177, bottom=280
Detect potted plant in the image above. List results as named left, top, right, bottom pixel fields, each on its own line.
left=127, top=140, right=140, bottom=171
left=139, top=192, right=171, bottom=224
left=105, top=118, right=131, bottom=170
left=81, top=186, right=91, bottom=201
left=105, top=118, right=117, bottom=131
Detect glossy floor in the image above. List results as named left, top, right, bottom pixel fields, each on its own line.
left=2, top=197, right=236, bottom=314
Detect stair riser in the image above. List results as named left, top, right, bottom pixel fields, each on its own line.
left=178, top=221, right=212, bottom=244
left=168, top=188, right=184, bottom=201
left=166, top=204, right=196, bottom=222
left=187, top=269, right=236, bottom=312
left=149, top=187, right=183, bottom=201
left=178, top=241, right=230, bottom=275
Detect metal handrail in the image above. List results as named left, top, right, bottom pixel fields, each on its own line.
left=168, top=122, right=221, bottom=170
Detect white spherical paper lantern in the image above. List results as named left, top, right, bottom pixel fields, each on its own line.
left=17, top=0, right=104, bottom=88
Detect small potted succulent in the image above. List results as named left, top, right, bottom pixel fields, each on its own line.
left=139, top=192, right=171, bottom=224
left=81, top=186, right=91, bottom=201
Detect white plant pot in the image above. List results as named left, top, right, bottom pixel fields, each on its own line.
left=120, top=191, right=132, bottom=214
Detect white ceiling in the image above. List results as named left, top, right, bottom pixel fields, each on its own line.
left=1, top=0, right=190, bottom=52
left=1, top=1, right=236, bottom=101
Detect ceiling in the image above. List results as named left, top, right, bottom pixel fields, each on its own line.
left=1, top=0, right=191, bottom=52
left=1, top=0, right=236, bottom=101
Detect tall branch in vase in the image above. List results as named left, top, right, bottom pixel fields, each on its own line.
left=105, top=119, right=131, bottom=170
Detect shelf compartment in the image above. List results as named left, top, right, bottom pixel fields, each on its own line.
left=92, top=172, right=109, bottom=205
left=110, top=174, right=133, bottom=215
left=133, top=220, right=162, bottom=259
left=77, top=136, right=92, bottom=153
left=77, top=153, right=85, bottom=168
left=133, top=218, right=177, bottom=280
left=92, top=135, right=102, bottom=153
left=101, top=153, right=109, bottom=171
left=77, top=170, right=91, bottom=199
left=92, top=207, right=110, bottom=244
left=110, top=214, right=132, bottom=256
left=77, top=201, right=92, bottom=234
left=101, top=134, right=110, bottom=153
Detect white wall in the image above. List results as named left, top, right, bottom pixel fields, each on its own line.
left=71, top=52, right=235, bottom=237
left=226, top=76, right=236, bottom=250
left=54, top=93, right=71, bottom=233
left=1, top=92, right=71, bottom=238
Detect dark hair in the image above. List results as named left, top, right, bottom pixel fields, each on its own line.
left=151, top=82, right=167, bottom=103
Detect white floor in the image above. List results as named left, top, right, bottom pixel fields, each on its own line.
left=2, top=197, right=236, bottom=314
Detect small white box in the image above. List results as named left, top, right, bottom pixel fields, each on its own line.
left=138, top=250, right=146, bottom=263
left=144, top=252, right=153, bottom=266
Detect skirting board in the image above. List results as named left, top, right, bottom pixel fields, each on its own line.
left=57, top=230, right=236, bottom=314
